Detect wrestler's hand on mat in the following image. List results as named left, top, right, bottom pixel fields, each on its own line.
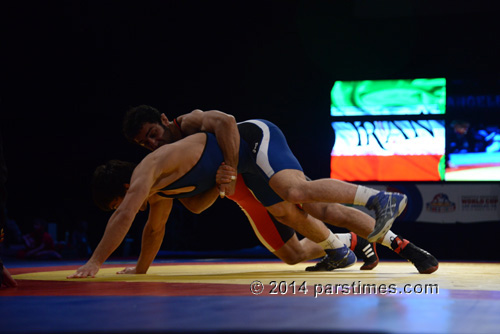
left=216, top=162, right=237, bottom=198
left=67, top=261, right=100, bottom=279
left=116, top=267, right=137, bottom=275
left=1, top=266, right=18, bottom=288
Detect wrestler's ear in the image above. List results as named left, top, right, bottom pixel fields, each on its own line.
left=160, top=113, right=169, bottom=125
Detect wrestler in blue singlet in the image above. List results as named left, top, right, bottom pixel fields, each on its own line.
left=156, top=133, right=224, bottom=199
left=156, top=131, right=283, bottom=206
left=237, top=119, right=303, bottom=179
left=236, top=119, right=304, bottom=207
left=157, top=128, right=296, bottom=250
left=158, top=120, right=304, bottom=207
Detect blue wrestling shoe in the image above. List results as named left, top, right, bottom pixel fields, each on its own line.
left=366, top=192, right=407, bottom=243
left=305, top=246, right=357, bottom=272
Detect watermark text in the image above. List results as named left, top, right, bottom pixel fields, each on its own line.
left=250, top=280, right=439, bottom=297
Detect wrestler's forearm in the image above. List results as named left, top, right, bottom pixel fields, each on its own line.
left=135, top=223, right=165, bottom=274
left=213, top=115, right=240, bottom=169
left=213, top=115, right=239, bottom=197
left=88, top=210, right=135, bottom=266
left=187, top=110, right=240, bottom=169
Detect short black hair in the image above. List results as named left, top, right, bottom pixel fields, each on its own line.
left=91, top=160, right=137, bottom=211
left=123, top=105, right=162, bottom=142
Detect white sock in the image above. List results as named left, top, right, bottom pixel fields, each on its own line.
left=335, top=233, right=352, bottom=248
left=381, top=230, right=397, bottom=248
left=318, top=230, right=345, bottom=250
left=353, top=186, right=380, bottom=206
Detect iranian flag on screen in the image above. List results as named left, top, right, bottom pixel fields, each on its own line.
left=330, top=120, right=445, bottom=181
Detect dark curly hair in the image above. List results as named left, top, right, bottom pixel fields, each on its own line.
left=122, top=105, right=162, bottom=142
left=91, top=160, right=137, bottom=211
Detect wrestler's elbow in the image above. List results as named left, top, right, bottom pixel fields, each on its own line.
left=218, top=113, right=236, bottom=128
left=180, top=201, right=206, bottom=214
left=186, top=207, right=205, bottom=214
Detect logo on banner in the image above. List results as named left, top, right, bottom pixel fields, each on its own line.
left=461, top=196, right=499, bottom=211
left=426, top=193, right=456, bottom=213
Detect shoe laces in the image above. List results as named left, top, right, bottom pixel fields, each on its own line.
left=375, top=193, right=398, bottom=218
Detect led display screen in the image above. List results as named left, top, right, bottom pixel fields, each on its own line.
left=329, top=78, right=500, bottom=182
left=331, top=78, right=446, bottom=116
left=444, top=79, right=500, bottom=181
left=445, top=118, right=500, bottom=181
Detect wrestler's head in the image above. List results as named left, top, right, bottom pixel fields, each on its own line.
left=92, top=160, right=137, bottom=211
left=123, top=105, right=180, bottom=150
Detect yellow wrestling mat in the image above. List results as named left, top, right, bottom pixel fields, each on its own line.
left=13, top=261, right=500, bottom=292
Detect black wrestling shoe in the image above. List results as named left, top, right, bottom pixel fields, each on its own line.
left=391, top=236, right=439, bottom=274
left=306, top=246, right=357, bottom=272
left=366, top=192, right=407, bottom=242
left=350, top=232, right=379, bottom=270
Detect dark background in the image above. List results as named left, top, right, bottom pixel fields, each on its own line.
left=1, top=1, right=499, bottom=261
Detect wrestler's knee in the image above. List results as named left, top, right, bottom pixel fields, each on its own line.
left=267, top=202, right=291, bottom=219
left=279, top=254, right=304, bottom=265
left=275, top=249, right=307, bottom=265
left=279, top=186, right=308, bottom=204
left=273, top=234, right=310, bottom=265
left=267, top=203, right=307, bottom=229
left=270, top=172, right=310, bottom=204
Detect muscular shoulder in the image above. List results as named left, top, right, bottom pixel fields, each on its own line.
left=136, top=133, right=207, bottom=191
left=141, top=133, right=206, bottom=168
left=178, top=109, right=233, bottom=135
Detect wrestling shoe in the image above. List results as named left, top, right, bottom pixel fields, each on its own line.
left=350, top=232, right=379, bottom=270
left=305, top=246, right=357, bottom=272
left=366, top=192, right=407, bottom=242
left=391, top=236, right=439, bottom=274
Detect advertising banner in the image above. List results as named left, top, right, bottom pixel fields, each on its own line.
left=360, top=183, right=500, bottom=223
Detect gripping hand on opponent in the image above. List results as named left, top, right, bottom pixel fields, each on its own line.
left=216, top=162, right=237, bottom=198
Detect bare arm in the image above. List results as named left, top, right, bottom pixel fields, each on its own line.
left=178, top=162, right=240, bottom=214
left=180, top=161, right=242, bottom=214
left=179, top=110, right=239, bottom=197
left=68, top=164, right=155, bottom=279
left=133, top=197, right=172, bottom=274
left=178, top=186, right=220, bottom=214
